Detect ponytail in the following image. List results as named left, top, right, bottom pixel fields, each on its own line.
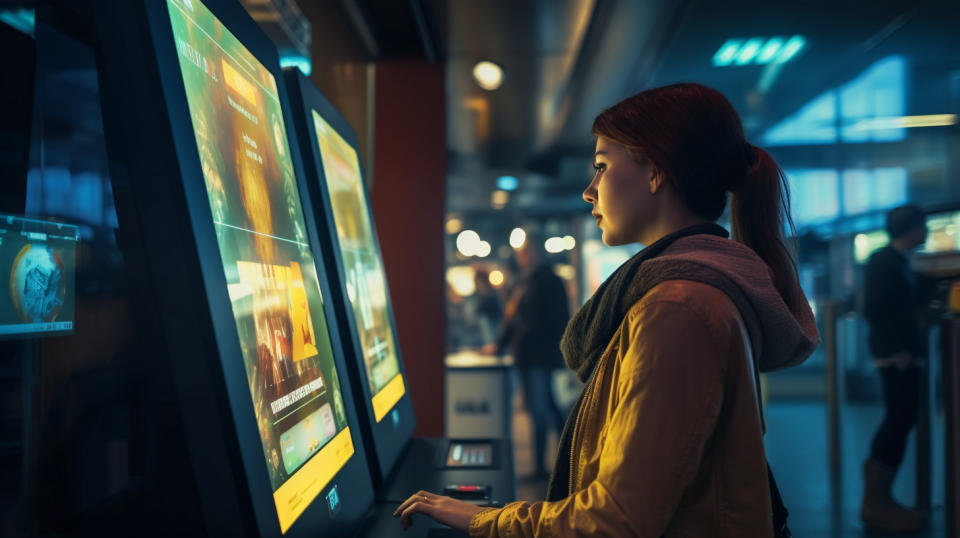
left=591, top=83, right=801, bottom=309
left=730, top=146, right=799, bottom=310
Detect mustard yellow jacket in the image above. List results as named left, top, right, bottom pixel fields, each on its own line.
left=469, top=280, right=772, bottom=537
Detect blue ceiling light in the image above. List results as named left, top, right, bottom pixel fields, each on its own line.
left=777, top=35, right=806, bottom=64
left=756, top=37, right=785, bottom=64
left=712, top=39, right=743, bottom=67
left=280, top=55, right=312, bottom=76
left=734, top=37, right=765, bottom=65
left=496, top=175, right=518, bottom=191
left=713, top=35, right=806, bottom=67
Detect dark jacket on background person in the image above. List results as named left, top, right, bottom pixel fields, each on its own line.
left=475, top=290, right=503, bottom=330
left=470, top=233, right=818, bottom=537
left=863, top=246, right=925, bottom=358
left=495, top=264, right=570, bottom=369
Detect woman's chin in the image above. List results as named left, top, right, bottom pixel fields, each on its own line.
left=600, top=231, right=622, bottom=247
left=601, top=230, right=639, bottom=248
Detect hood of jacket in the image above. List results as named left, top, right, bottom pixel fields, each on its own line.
left=643, top=233, right=820, bottom=371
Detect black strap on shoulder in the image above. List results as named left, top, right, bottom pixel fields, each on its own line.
left=744, top=305, right=791, bottom=537
left=755, top=360, right=791, bottom=537
left=768, top=463, right=791, bottom=537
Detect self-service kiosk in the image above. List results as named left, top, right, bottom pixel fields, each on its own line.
left=92, top=0, right=513, bottom=535
left=282, top=69, right=516, bottom=509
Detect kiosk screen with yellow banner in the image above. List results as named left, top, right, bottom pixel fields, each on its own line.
left=311, top=111, right=404, bottom=422
left=167, top=0, right=353, bottom=531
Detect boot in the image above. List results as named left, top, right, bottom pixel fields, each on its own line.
left=860, top=459, right=927, bottom=534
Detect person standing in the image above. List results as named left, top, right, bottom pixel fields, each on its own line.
left=471, top=268, right=503, bottom=347
left=492, top=237, right=570, bottom=478
left=861, top=204, right=929, bottom=534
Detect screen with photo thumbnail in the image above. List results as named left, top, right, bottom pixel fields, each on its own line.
left=311, top=111, right=404, bottom=423
left=167, top=0, right=353, bottom=532
left=0, top=215, right=77, bottom=338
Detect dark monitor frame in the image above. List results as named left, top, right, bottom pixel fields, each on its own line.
left=92, top=1, right=374, bottom=536
left=283, top=68, right=416, bottom=487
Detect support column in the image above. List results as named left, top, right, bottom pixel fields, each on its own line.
left=372, top=58, right=446, bottom=437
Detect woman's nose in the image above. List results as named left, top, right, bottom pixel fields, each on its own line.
left=582, top=186, right=596, bottom=204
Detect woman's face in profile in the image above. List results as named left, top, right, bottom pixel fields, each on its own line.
left=582, top=136, right=658, bottom=246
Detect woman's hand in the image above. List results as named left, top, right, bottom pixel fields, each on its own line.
left=393, top=490, right=486, bottom=532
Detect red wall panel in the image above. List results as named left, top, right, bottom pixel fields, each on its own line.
left=372, top=58, right=446, bottom=438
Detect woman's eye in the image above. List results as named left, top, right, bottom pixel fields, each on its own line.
left=593, top=163, right=606, bottom=173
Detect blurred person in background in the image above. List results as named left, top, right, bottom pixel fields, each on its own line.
left=860, top=204, right=929, bottom=534
left=398, top=83, right=817, bottom=537
left=445, top=280, right=467, bottom=352
left=470, top=267, right=503, bottom=347
left=485, top=236, right=570, bottom=478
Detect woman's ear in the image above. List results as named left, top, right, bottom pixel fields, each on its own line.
left=649, top=168, right=664, bottom=194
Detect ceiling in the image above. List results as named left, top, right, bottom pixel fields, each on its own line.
left=291, top=0, right=959, bottom=222
left=436, top=0, right=959, bottom=218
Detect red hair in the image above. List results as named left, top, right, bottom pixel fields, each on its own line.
left=592, top=83, right=799, bottom=308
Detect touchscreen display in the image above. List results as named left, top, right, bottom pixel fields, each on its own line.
left=312, top=111, right=404, bottom=422
left=168, top=0, right=353, bottom=531
left=0, top=215, right=77, bottom=338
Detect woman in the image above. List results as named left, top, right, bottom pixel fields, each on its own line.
left=395, top=83, right=819, bottom=537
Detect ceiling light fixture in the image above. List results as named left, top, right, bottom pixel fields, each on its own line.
left=713, top=35, right=805, bottom=67
left=496, top=175, right=518, bottom=191
left=713, top=39, right=743, bottom=67
left=756, top=37, right=784, bottom=64
left=776, top=35, right=806, bottom=64
left=734, top=38, right=765, bottom=65
left=473, top=61, right=504, bottom=91
left=851, top=114, right=958, bottom=131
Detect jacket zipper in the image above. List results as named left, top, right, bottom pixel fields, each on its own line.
left=568, top=402, right=580, bottom=496
left=569, top=364, right=599, bottom=495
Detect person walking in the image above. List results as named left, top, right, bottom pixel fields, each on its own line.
left=860, top=204, right=929, bottom=534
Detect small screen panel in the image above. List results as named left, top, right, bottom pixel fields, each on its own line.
left=311, top=111, right=404, bottom=422
left=445, top=442, right=493, bottom=467
left=0, top=215, right=77, bottom=338
left=167, top=0, right=354, bottom=532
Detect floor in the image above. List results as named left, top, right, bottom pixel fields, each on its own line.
left=765, top=402, right=947, bottom=537
left=509, top=396, right=949, bottom=536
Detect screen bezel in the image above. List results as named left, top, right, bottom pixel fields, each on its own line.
left=282, top=68, right=416, bottom=486
left=141, top=0, right=374, bottom=535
